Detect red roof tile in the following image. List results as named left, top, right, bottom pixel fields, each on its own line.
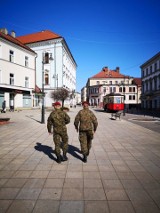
left=133, top=78, right=142, bottom=86
left=91, top=68, right=127, bottom=79
left=0, top=31, right=35, bottom=53
left=17, top=30, right=61, bottom=44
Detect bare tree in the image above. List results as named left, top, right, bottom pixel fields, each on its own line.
left=50, top=88, right=70, bottom=107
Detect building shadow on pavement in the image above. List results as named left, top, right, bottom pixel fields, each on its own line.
left=34, top=142, right=57, bottom=161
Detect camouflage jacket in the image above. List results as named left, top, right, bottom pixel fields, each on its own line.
left=74, top=108, right=98, bottom=132
left=47, top=109, right=70, bottom=133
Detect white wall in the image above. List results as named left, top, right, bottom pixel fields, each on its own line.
left=26, top=38, right=77, bottom=107
left=0, top=35, right=36, bottom=108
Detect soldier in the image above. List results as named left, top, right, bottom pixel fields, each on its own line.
left=1, top=100, right=6, bottom=113
left=74, top=101, right=98, bottom=163
left=47, top=102, right=70, bottom=163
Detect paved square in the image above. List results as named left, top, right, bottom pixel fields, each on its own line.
left=0, top=107, right=160, bottom=212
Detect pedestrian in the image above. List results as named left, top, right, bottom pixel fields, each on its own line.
left=10, top=99, right=14, bottom=112
left=1, top=100, right=6, bottom=113
left=74, top=101, right=98, bottom=163
left=47, top=102, right=70, bottom=163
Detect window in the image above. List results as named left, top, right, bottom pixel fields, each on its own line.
left=10, top=73, right=14, bottom=85
left=44, top=52, right=49, bottom=63
left=150, top=65, right=152, bottom=73
left=119, top=86, right=125, bottom=92
left=9, top=50, right=14, bottom=62
left=154, top=77, right=157, bottom=90
left=146, top=81, right=148, bottom=91
left=146, top=68, right=148, bottom=76
left=129, top=87, right=135, bottom=92
left=154, top=63, right=157, bottom=72
left=142, top=70, right=144, bottom=77
left=45, top=73, right=49, bottom=85
left=129, top=95, right=135, bottom=100
left=109, top=87, right=116, bottom=93
left=25, top=77, right=29, bottom=87
left=96, top=81, right=100, bottom=85
left=25, top=56, right=29, bottom=67
left=109, top=81, right=112, bottom=85
left=150, top=81, right=152, bottom=91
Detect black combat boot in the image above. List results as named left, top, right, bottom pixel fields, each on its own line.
left=56, top=155, right=61, bottom=164
left=62, top=152, right=68, bottom=161
left=83, top=155, right=87, bottom=163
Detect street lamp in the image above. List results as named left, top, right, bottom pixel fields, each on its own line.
left=118, top=82, right=125, bottom=115
left=41, top=52, right=53, bottom=124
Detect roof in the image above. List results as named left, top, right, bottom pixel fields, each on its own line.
left=90, top=68, right=128, bottom=79
left=133, top=78, right=142, bottom=86
left=140, top=52, right=160, bottom=68
left=0, top=31, right=35, bottom=54
left=32, top=85, right=41, bottom=94
left=17, top=30, right=62, bottom=44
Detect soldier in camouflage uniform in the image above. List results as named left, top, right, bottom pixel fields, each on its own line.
left=74, top=101, right=98, bottom=163
left=47, top=102, right=70, bottom=163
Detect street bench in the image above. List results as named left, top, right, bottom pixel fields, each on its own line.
left=111, top=111, right=123, bottom=120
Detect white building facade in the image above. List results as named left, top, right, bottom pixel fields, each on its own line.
left=17, top=30, right=77, bottom=107
left=0, top=29, right=36, bottom=110
left=140, top=52, right=160, bottom=110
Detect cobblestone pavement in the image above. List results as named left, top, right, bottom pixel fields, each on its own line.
left=0, top=107, right=160, bottom=213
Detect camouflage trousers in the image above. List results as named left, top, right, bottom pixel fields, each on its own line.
left=79, top=130, right=94, bottom=155
left=53, top=132, right=68, bottom=156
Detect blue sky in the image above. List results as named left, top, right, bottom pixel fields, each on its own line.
left=1, top=0, right=160, bottom=92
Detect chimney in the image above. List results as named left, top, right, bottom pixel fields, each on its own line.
left=116, top=67, right=120, bottom=73
left=0, top=28, right=8, bottom=35
left=11, top=30, right=16, bottom=38
left=102, top=66, right=109, bottom=72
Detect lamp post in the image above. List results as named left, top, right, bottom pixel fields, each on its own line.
left=118, top=82, right=125, bottom=116
left=41, top=52, right=53, bottom=124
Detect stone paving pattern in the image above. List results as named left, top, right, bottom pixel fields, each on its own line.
left=0, top=107, right=160, bottom=213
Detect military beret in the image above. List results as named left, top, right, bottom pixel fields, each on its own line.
left=82, top=101, right=90, bottom=106
left=53, top=102, right=61, bottom=106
